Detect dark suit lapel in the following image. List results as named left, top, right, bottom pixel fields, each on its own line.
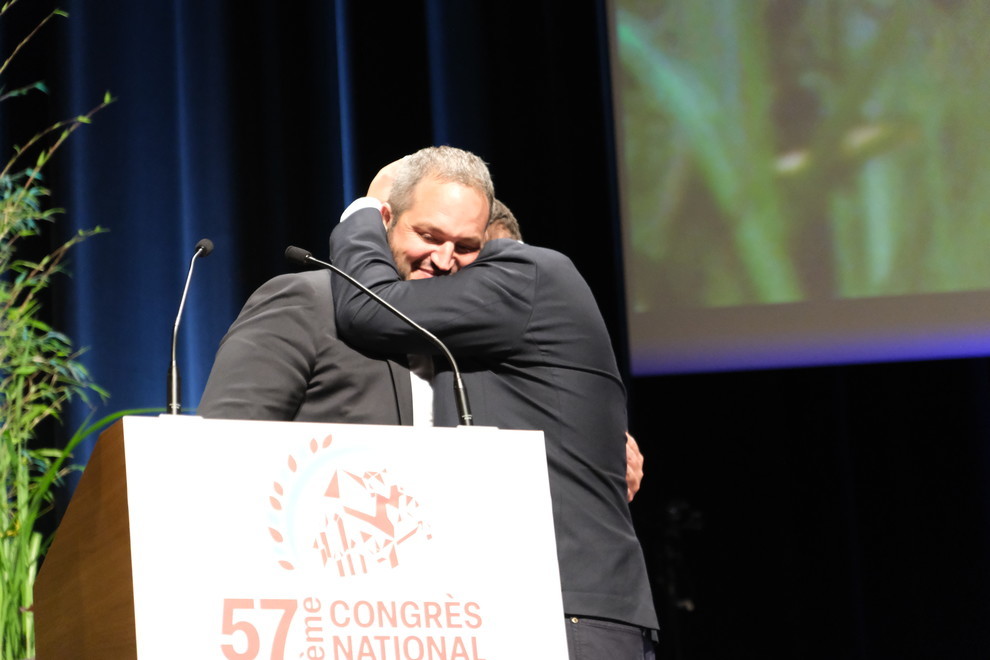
left=387, top=357, right=414, bottom=426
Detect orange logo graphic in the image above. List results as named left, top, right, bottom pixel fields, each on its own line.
left=268, top=434, right=432, bottom=574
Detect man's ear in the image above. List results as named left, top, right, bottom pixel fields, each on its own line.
left=381, top=202, right=393, bottom=228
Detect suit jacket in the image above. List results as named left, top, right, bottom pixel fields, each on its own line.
left=198, top=270, right=413, bottom=425
left=329, top=208, right=658, bottom=630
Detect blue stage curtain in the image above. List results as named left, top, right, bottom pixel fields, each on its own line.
left=59, top=0, right=247, bottom=446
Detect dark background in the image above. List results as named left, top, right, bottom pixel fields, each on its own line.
left=6, top=1, right=990, bottom=657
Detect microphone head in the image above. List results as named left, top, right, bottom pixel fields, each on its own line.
left=195, top=238, right=214, bottom=257
left=285, top=245, right=312, bottom=266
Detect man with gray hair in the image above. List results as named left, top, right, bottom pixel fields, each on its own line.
left=366, top=146, right=493, bottom=282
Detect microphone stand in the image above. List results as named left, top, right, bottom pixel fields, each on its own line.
left=167, top=239, right=214, bottom=414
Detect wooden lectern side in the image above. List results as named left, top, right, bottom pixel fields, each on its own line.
left=34, top=420, right=137, bottom=659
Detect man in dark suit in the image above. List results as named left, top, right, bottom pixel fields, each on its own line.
left=489, top=197, right=646, bottom=504
left=197, top=270, right=413, bottom=424
left=329, top=149, right=657, bottom=658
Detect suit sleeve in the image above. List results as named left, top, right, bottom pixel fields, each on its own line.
left=197, top=272, right=330, bottom=420
left=329, top=209, right=536, bottom=357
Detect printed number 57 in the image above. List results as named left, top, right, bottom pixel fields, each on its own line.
left=221, top=598, right=297, bottom=660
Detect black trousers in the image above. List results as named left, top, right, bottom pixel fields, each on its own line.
left=564, top=616, right=656, bottom=660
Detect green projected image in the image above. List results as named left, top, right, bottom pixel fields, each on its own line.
left=616, top=0, right=990, bottom=312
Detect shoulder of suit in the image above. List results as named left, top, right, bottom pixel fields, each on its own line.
left=235, top=271, right=336, bottom=320
left=480, top=239, right=573, bottom=266
left=256, top=270, right=332, bottom=299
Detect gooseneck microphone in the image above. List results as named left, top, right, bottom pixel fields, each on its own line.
left=167, top=238, right=214, bottom=415
left=285, top=246, right=473, bottom=426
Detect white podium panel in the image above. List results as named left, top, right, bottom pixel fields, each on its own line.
left=117, top=416, right=567, bottom=660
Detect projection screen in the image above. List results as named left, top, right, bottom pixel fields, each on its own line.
left=610, top=0, right=990, bottom=375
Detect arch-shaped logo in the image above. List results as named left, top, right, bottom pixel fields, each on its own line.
left=267, top=434, right=432, bottom=575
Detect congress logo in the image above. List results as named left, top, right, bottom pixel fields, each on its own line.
left=267, top=434, right=432, bottom=574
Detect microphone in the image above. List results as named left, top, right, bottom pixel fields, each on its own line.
left=167, top=238, right=214, bottom=414
left=285, top=246, right=473, bottom=426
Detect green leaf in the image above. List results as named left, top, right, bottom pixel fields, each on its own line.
left=28, top=449, right=66, bottom=460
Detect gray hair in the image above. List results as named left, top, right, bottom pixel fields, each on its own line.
left=387, top=146, right=495, bottom=224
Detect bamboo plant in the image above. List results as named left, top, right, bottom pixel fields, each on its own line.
left=0, top=4, right=115, bottom=658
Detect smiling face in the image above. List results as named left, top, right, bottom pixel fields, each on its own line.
left=384, top=176, right=490, bottom=280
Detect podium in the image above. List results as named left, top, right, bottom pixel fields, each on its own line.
left=34, top=416, right=568, bottom=659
